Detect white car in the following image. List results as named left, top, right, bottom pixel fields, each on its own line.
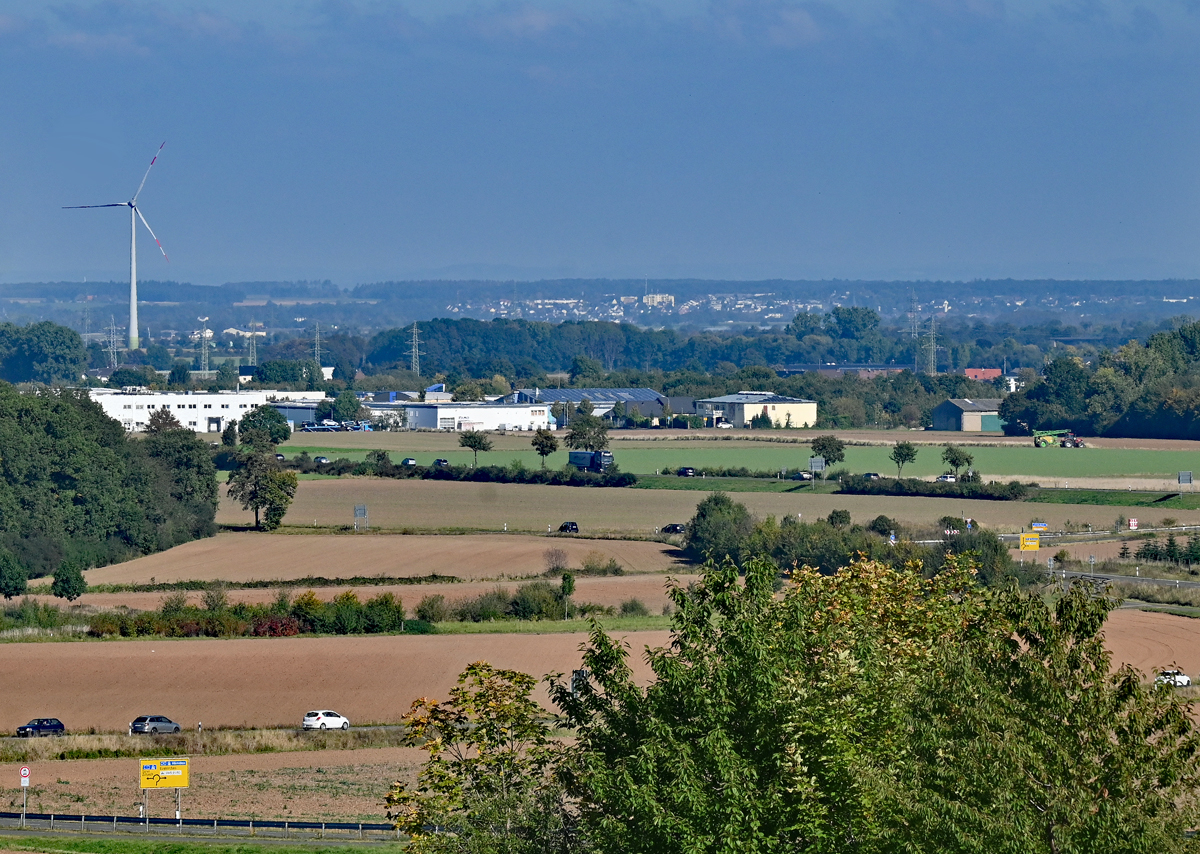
left=302, top=710, right=350, bottom=730
left=936, top=474, right=957, bottom=483
left=1155, top=670, right=1192, bottom=688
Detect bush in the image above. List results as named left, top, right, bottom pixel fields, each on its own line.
left=365, top=592, right=406, bottom=632
left=868, top=515, right=897, bottom=537
left=250, top=615, right=303, bottom=637
left=619, top=598, right=650, bottom=617
left=455, top=588, right=512, bottom=622
left=839, top=475, right=1030, bottom=501
left=330, top=590, right=367, bottom=634
left=827, top=509, right=851, bottom=529
left=685, top=493, right=756, bottom=562
left=88, top=612, right=124, bottom=637
left=579, top=552, right=624, bottom=576
left=510, top=582, right=561, bottom=621
left=415, top=594, right=450, bottom=623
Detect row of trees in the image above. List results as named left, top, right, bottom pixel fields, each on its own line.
left=387, top=556, right=1200, bottom=853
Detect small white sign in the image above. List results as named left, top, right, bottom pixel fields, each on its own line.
left=20, top=766, right=29, bottom=787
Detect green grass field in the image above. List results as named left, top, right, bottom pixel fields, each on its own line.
left=1026, top=489, right=1200, bottom=508
left=280, top=438, right=1200, bottom=480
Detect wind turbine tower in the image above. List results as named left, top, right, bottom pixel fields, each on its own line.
left=65, top=143, right=169, bottom=350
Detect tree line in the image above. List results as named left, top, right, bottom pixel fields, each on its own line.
left=0, top=384, right=218, bottom=599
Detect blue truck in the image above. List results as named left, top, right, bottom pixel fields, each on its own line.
left=568, top=450, right=615, bottom=473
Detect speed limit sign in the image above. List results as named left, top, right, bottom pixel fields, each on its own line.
left=20, top=766, right=29, bottom=787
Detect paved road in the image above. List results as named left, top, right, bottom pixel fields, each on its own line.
left=1057, top=570, right=1200, bottom=589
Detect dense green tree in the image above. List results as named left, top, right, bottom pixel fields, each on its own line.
left=530, top=427, right=558, bottom=468
left=238, top=404, right=291, bottom=444
left=50, top=560, right=87, bottom=601
left=227, top=447, right=297, bottom=530
left=386, top=662, right=571, bottom=854
left=144, top=407, right=183, bottom=434
left=888, top=440, right=917, bottom=476
left=145, top=343, right=173, bottom=370
left=0, top=550, right=26, bottom=599
left=684, top=492, right=754, bottom=562
left=564, top=402, right=609, bottom=452
left=215, top=361, right=240, bottom=389
left=0, top=321, right=87, bottom=384
left=941, top=443, right=974, bottom=477
left=891, top=582, right=1200, bottom=852
left=109, top=365, right=158, bottom=387
left=458, top=430, right=493, bottom=466
left=810, top=434, right=846, bottom=465
left=332, top=389, right=365, bottom=422
left=168, top=362, right=191, bottom=387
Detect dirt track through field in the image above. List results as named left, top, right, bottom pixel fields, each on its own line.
left=219, top=479, right=1200, bottom=534
left=82, top=532, right=687, bottom=586
left=0, top=631, right=671, bottom=733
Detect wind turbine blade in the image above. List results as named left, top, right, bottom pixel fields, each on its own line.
left=132, top=141, right=166, bottom=203
left=62, top=203, right=128, bottom=209
left=134, top=206, right=168, bottom=261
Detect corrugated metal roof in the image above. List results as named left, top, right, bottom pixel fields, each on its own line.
left=516, top=388, right=663, bottom=403
left=698, top=392, right=816, bottom=404
left=943, top=398, right=1003, bottom=412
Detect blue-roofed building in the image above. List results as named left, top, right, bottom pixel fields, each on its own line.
left=513, top=387, right=673, bottom=418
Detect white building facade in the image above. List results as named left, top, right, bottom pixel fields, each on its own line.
left=367, top=401, right=551, bottom=432
left=89, top=389, right=324, bottom=434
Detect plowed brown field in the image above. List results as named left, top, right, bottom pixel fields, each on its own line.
left=80, top=532, right=687, bottom=586
left=0, top=631, right=670, bottom=733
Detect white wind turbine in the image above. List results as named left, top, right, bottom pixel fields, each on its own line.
left=65, top=142, right=169, bottom=350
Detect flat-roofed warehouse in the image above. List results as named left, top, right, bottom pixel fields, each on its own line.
left=931, top=398, right=1005, bottom=432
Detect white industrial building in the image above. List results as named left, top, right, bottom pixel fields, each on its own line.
left=362, top=401, right=551, bottom=432
left=89, top=388, right=325, bottom=434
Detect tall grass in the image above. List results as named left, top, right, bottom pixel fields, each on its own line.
left=0, top=726, right=409, bottom=763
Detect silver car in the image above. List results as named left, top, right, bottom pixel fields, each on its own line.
left=1156, top=670, right=1192, bottom=688
left=130, top=715, right=181, bottom=735
left=302, top=710, right=349, bottom=730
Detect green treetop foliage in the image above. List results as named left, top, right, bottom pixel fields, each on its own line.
left=888, top=440, right=917, bottom=476
left=238, top=404, right=292, bottom=444
left=684, top=492, right=755, bottom=562
left=144, top=407, right=183, bottom=434
left=941, top=443, right=974, bottom=476
left=546, top=557, right=1200, bottom=854
left=458, top=430, right=493, bottom=466
left=810, top=434, right=846, bottom=465
left=50, top=559, right=87, bottom=601
left=530, top=427, right=558, bottom=468
left=386, top=662, right=570, bottom=854
left=564, top=401, right=610, bottom=452
left=0, top=384, right=217, bottom=578
left=0, top=321, right=87, bottom=385
left=0, top=550, right=26, bottom=599
left=226, top=446, right=297, bottom=530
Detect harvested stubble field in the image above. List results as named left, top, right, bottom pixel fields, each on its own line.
left=0, top=746, right=425, bottom=823
left=0, top=631, right=670, bottom=733
left=34, top=573, right=695, bottom=614
left=219, top=478, right=1200, bottom=534
left=77, top=533, right=686, bottom=587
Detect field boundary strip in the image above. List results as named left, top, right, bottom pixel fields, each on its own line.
left=0, top=810, right=400, bottom=841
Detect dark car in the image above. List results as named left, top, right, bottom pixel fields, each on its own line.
left=275, top=453, right=286, bottom=461
left=433, top=459, right=450, bottom=468
left=677, top=467, right=696, bottom=477
left=17, top=718, right=64, bottom=738
left=661, top=523, right=686, bottom=535
left=559, top=521, right=579, bottom=533
left=314, top=456, right=330, bottom=464
left=862, top=472, right=881, bottom=480
left=400, top=458, right=417, bottom=466
left=130, top=715, right=181, bottom=735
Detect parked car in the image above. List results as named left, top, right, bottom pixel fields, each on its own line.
left=862, top=472, right=881, bottom=480
left=935, top=474, right=957, bottom=483
left=790, top=471, right=813, bottom=481
left=302, top=710, right=350, bottom=730
left=559, top=521, right=579, bottom=533
left=130, top=715, right=181, bottom=735
left=400, top=458, right=417, bottom=466
left=677, top=467, right=696, bottom=477
left=433, top=459, right=450, bottom=468
left=717, top=422, right=734, bottom=429
left=661, top=523, right=686, bottom=535
left=275, top=453, right=286, bottom=461
left=314, top=456, right=330, bottom=464
left=17, top=718, right=64, bottom=738
left=1156, top=670, right=1192, bottom=687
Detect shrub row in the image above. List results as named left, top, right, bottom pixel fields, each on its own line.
left=838, top=474, right=1031, bottom=501
left=413, top=582, right=649, bottom=623
left=285, top=452, right=638, bottom=487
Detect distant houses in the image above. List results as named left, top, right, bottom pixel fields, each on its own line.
left=697, top=391, right=817, bottom=429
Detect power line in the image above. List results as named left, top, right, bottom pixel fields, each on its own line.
left=105, top=316, right=120, bottom=370
left=312, top=322, right=322, bottom=368
left=924, top=315, right=938, bottom=375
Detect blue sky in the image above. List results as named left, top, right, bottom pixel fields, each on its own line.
left=1, top=0, right=1198, bottom=285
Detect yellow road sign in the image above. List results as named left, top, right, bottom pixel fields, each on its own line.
left=140, top=758, right=189, bottom=789
left=1019, top=533, right=1040, bottom=551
